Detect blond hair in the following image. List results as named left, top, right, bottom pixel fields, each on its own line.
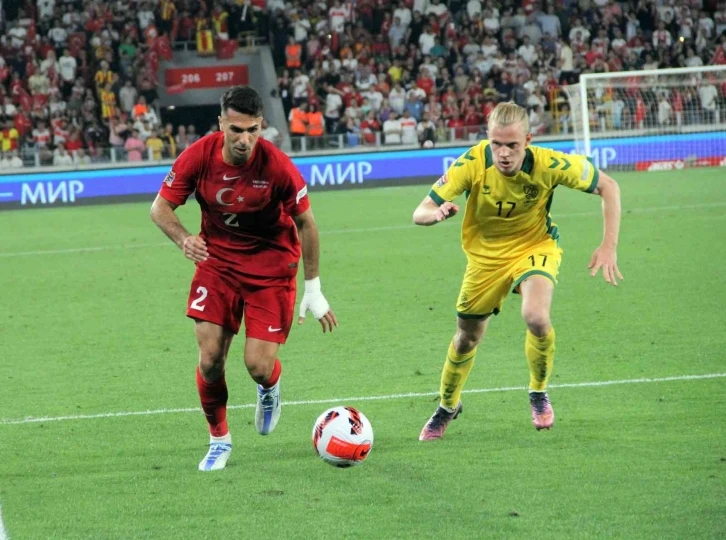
left=487, top=102, right=530, bottom=133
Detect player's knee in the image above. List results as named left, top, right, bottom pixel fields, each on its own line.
left=198, top=348, right=226, bottom=380
left=245, top=358, right=274, bottom=385
left=453, top=330, right=482, bottom=354
left=522, top=308, right=551, bottom=336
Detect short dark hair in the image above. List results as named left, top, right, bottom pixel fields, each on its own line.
left=220, top=86, right=264, bottom=117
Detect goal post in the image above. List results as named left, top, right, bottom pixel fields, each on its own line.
left=560, top=65, right=726, bottom=171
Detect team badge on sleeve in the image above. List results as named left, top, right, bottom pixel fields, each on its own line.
left=435, top=174, right=448, bottom=187
left=164, top=170, right=176, bottom=186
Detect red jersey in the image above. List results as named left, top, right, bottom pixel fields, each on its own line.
left=159, top=133, right=310, bottom=280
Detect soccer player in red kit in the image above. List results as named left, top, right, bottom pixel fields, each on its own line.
left=150, top=86, right=337, bottom=471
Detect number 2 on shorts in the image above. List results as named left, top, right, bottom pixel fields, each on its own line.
left=190, top=286, right=208, bottom=311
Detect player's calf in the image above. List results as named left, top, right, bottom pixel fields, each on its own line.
left=255, top=378, right=282, bottom=435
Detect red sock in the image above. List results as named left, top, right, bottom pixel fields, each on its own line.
left=196, top=366, right=229, bottom=437
left=262, top=358, right=282, bottom=388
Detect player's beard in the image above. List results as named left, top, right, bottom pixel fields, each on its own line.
left=229, top=143, right=252, bottom=164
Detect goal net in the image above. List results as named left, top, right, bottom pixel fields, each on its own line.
left=559, top=65, right=726, bottom=171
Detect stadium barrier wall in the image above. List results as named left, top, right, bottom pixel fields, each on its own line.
left=1, top=132, right=725, bottom=209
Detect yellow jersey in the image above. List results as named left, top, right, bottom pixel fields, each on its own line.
left=430, top=140, right=599, bottom=266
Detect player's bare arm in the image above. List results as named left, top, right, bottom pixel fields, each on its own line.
left=588, top=171, right=623, bottom=286
left=294, top=208, right=338, bottom=332
left=150, top=194, right=209, bottom=263
left=413, top=196, right=459, bottom=226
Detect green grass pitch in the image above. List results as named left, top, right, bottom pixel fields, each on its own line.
left=0, top=169, right=724, bottom=539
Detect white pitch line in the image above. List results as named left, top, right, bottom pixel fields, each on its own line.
left=0, top=242, right=168, bottom=258
left=0, top=505, right=9, bottom=540
left=0, top=372, right=723, bottom=427
left=2, top=201, right=725, bottom=259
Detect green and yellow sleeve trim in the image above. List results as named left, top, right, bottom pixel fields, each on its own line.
left=429, top=189, right=445, bottom=206
left=586, top=157, right=599, bottom=193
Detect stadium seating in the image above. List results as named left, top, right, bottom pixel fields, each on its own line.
left=0, top=0, right=724, bottom=167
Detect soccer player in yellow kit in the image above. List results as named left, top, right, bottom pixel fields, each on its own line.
left=414, top=103, right=623, bottom=440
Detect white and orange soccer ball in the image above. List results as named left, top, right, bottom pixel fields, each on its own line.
left=312, top=406, right=374, bottom=467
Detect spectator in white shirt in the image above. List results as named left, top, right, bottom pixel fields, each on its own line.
left=328, top=0, right=350, bottom=33
left=652, top=22, right=673, bottom=49
left=406, top=82, right=426, bottom=102
left=383, top=111, right=403, bottom=144
left=324, top=86, right=344, bottom=133
left=356, top=68, right=377, bottom=91
left=137, top=3, right=156, bottom=30
left=418, top=26, right=436, bottom=55
left=58, top=49, right=77, bottom=90
left=480, top=35, right=498, bottom=58
left=400, top=109, right=418, bottom=144
left=467, top=0, right=481, bottom=19
left=2, top=97, right=17, bottom=117
left=412, top=0, right=428, bottom=16
left=8, top=151, right=24, bottom=168
left=53, top=144, right=74, bottom=166
left=389, top=83, right=406, bottom=114
left=425, top=0, right=447, bottom=19
left=292, top=70, right=310, bottom=104
left=685, top=48, right=704, bottom=67
left=134, top=119, right=152, bottom=141
left=74, top=148, right=91, bottom=166
left=48, top=21, right=68, bottom=48
left=362, top=88, right=384, bottom=111
left=290, top=13, right=311, bottom=42
left=7, top=24, right=27, bottom=49
left=40, top=50, right=60, bottom=76
left=698, top=80, right=719, bottom=123
left=518, top=36, right=537, bottom=65
left=342, top=50, right=358, bottom=71
left=260, top=120, right=282, bottom=147
left=657, top=94, right=673, bottom=126
left=0, top=151, right=23, bottom=169
left=483, top=9, right=500, bottom=34
left=393, top=3, right=412, bottom=28
left=568, top=19, right=591, bottom=44
left=37, top=0, right=56, bottom=21
left=698, top=11, right=715, bottom=38
left=119, top=81, right=138, bottom=115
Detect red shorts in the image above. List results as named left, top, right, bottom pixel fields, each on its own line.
left=186, top=265, right=296, bottom=343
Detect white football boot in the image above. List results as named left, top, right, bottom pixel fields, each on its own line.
left=198, top=434, right=232, bottom=471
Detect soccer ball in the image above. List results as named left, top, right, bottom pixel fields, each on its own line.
left=312, top=406, right=374, bottom=467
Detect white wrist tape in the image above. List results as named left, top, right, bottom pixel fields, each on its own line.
left=299, top=277, right=329, bottom=319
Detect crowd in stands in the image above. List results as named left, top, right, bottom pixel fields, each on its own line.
left=0, top=0, right=267, bottom=169
left=275, top=0, right=726, bottom=148
left=0, top=1, right=725, bottom=169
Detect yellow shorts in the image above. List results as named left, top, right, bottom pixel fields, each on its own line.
left=456, top=240, right=563, bottom=319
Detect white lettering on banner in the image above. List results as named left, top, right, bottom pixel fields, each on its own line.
left=21, top=181, right=84, bottom=205
left=310, top=162, right=372, bottom=186
left=443, top=157, right=456, bottom=172
left=582, top=147, right=617, bottom=170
